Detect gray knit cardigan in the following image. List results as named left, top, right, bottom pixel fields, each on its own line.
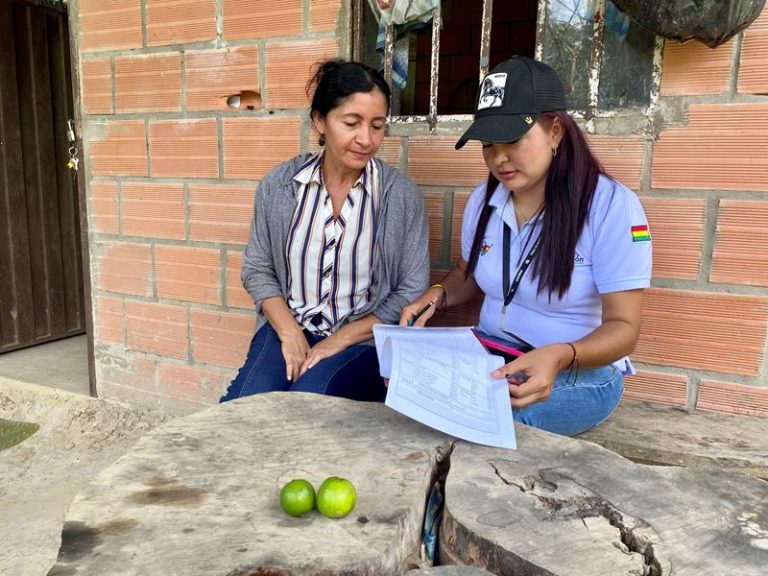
left=242, top=154, right=430, bottom=330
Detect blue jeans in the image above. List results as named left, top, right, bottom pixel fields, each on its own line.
left=513, top=365, right=624, bottom=436
left=220, top=323, right=387, bottom=403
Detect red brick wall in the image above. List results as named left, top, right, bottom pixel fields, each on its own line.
left=75, top=0, right=338, bottom=412
left=73, top=1, right=768, bottom=417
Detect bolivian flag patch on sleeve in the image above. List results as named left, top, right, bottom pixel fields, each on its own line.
left=631, top=225, right=651, bottom=242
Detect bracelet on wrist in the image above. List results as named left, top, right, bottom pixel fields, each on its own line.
left=565, top=342, right=578, bottom=369
left=430, top=283, right=446, bottom=306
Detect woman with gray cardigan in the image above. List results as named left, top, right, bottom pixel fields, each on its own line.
left=220, top=60, right=429, bottom=403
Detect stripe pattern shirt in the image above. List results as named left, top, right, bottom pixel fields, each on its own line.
left=286, top=153, right=379, bottom=335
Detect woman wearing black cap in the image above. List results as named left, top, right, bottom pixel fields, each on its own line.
left=401, top=56, right=652, bottom=436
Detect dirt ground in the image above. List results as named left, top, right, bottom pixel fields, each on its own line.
left=0, top=378, right=166, bottom=576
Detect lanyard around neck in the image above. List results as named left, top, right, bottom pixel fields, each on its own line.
left=502, top=223, right=541, bottom=313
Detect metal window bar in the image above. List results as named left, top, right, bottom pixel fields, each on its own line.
left=585, top=0, right=606, bottom=133
left=479, top=0, right=493, bottom=84
left=534, top=0, right=548, bottom=60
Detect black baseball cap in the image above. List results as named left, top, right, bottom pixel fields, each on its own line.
left=455, top=56, right=567, bottom=150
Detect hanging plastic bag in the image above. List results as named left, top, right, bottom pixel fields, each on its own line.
left=612, top=0, right=766, bottom=48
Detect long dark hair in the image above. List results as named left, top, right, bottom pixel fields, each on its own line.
left=307, top=59, right=391, bottom=119
left=465, top=111, right=606, bottom=300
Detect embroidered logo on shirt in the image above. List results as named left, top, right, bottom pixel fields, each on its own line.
left=481, top=242, right=493, bottom=255
left=574, top=253, right=586, bottom=265
left=631, top=225, right=651, bottom=242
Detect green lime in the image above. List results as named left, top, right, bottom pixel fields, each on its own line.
left=316, top=476, right=356, bottom=519
left=279, top=479, right=316, bottom=517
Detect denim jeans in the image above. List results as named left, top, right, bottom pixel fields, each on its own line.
left=512, top=364, right=624, bottom=436
left=219, top=322, right=386, bottom=403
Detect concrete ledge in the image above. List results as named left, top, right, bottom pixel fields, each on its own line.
left=578, top=400, right=768, bottom=480
left=0, top=378, right=165, bottom=576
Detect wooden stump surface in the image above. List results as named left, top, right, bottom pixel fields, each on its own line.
left=441, top=425, right=768, bottom=575
left=47, top=393, right=452, bottom=576
left=47, top=393, right=768, bottom=576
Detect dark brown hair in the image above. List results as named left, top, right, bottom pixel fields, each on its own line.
left=307, top=59, right=391, bottom=119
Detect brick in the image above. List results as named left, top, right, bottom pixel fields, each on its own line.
left=310, top=0, right=341, bottom=31
left=225, top=251, right=254, bottom=310
left=652, top=103, right=768, bottom=191
left=223, top=0, right=303, bottom=40
left=191, top=310, right=255, bottom=368
left=623, top=370, right=687, bottom=408
left=90, top=179, right=119, bottom=234
left=115, top=53, right=181, bottom=113
left=737, top=8, right=768, bottom=94
left=186, top=46, right=260, bottom=112
left=149, top=119, right=218, bottom=178
left=711, top=200, right=768, bottom=287
left=97, top=242, right=153, bottom=296
left=423, top=192, right=445, bottom=261
left=97, top=352, right=158, bottom=394
left=155, top=246, right=221, bottom=305
left=79, top=0, right=142, bottom=52
left=265, top=40, right=339, bottom=109
left=121, top=181, right=185, bottom=240
left=96, top=295, right=124, bottom=345
left=633, top=288, right=768, bottom=377
left=146, top=0, right=216, bottom=46
left=125, top=300, right=188, bottom=359
left=697, top=380, right=768, bottom=418
left=640, top=197, right=705, bottom=280
left=660, top=39, right=733, bottom=96
left=222, top=117, right=300, bottom=179
left=81, top=57, right=113, bottom=114
left=89, top=120, right=147, bottom=176
left=97, top=382, right=165, bottom=411
left=158, top=363, right=226, bottom=406
left=588, top=134, right=643, bottom=191
left=189, top=184, right=254, bottom=244
left=450, top=191, right=471, bottom=264
left=408, top=137, right=488, bottom=187
left=377, top=137, right=402, bottom=167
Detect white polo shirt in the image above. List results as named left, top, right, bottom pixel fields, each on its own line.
left=461, top=174, right=652, bottom=374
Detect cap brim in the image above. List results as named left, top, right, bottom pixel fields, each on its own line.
left=455, top=112, right=540, bottom=150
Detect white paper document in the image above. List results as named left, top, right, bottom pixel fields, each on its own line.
left=373, top=324, right=516, bottom=449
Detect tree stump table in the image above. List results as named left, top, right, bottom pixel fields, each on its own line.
left=48, top=392, right=768, bottom=575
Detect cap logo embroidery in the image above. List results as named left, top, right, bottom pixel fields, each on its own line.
left=524, top=116, right=533, bottom=124
left=477, top=73, right=507, bottom=110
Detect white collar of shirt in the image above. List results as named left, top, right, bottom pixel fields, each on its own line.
left=488, top=182, right=518, bottom=230
left=293, top=153, right=373, bottom=200
left=489, top=182, right=545, bottom=233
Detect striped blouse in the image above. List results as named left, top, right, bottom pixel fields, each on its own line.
left=286, top=153, right=379, bottom=335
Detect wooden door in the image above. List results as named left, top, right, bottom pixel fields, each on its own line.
left=0, top=0, right=85, bottom=352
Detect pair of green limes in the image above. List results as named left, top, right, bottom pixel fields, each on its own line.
left=279, top=476, right=356, bottom=518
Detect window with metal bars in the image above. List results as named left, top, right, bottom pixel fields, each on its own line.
left=352, top=0, right=659, bottom=131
